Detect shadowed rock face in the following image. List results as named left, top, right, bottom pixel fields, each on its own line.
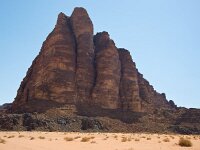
left=12, top=7, right=172, bottom=113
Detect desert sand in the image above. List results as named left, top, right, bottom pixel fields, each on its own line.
left=0, top=132, right=199, bottom=150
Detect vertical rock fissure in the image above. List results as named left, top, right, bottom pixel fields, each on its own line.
left=11, top=7, right=173, bottom=113
left=70, top=7, right=95, bottom=103
left=68, top=18, right=78, bottom=102
left=118, top=55, right=124, bottom=111
left=91, top=42, right=97, bottom=100
left=92, top=32, right=121, bottom=109
left=118, top=48, right=142, bottom=112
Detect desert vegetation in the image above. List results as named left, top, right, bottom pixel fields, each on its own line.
left=74, top=136, right=81, bottom=139
left=30, top=137, right=35, bottom=140
left=81, top=137, right=91, bottom=142
left=38, top=136, right=45, bottom=139
left=135, top=138, right=140, bottom=141
left=7, top=135, right=15, bottom=138
left=81, top=136, right=95, bottom=142
left=178, top=137, right=192, bottom=147
left=0, top=132, right=199, bottom=150
left=163, top=138, right=170, bottom=142
left=121, top=137, right=128, bottom=142
left=0, top=138, right=6, bottom=144
left=64, top=137, right=74, bottom=141
left=170, top=135, right=175, bottom=139
left=18, top=135, right=25, bottom=138
left=114, top=135, right=118, bottom=139
left=90, top=141, right=96, bottom=144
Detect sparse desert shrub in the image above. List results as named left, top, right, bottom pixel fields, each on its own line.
left=146, top=137, right=151, bottom=140
left=193, top=136, right=197, bottom=140
left=0, top=138, right=6, bottom=144
left=7, top=135, right=15, bottom=138
left=30, top=137, right=35, bottom=140
left=135, top=138, right=140, bottom=141
left=38, top=136, right=45, bottom=139
left=186, top=136, right=191, bottom=140
left=178, top=138, right=192, bottom=147
left=121, top=137, right=128, bottom=142
left=114, top=135, right=118, bottom=139
left=103, top=137, right=107, bottom=140
left=64, top=137, right=74, bottom=141
left=81, top=137, right=91, bottom=142
left=18, top=135, right=25, bottom=138
left=90, top=136, right=95, bottom=139
left=90, top=141, right=96, bottom=144
left=163, top=138, right=170, bottom=142
left=103, top=138, right=107, bottom=141
left=74, top=136, right=81, bottom=139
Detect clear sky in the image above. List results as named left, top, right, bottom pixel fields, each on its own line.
left=0, top=0, right=200, bottom=108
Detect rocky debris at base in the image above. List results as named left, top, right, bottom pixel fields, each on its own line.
left=0, top=113, right=107, bottom=132
left=0, top=107, right=200, bottom=134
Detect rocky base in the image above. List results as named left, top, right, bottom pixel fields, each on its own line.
left=1, top=106, right=200, bottom=135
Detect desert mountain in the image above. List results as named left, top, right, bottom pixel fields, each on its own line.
left=12, top=7, right=174, bottom=113
left=1, top=7, right=199, bottom=134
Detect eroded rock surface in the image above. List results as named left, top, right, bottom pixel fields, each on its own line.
left=70, top=7, right=95, bottom=102
left=12, top=7, right=173, bottom=114
left=118, top=48, right=141, bottom=112
left=92, top=32, right=121, bottom=109
left=12, top=12, right=78, bottom=112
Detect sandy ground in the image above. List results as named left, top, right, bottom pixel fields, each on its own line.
left=0, top=132, right=200, bottom=150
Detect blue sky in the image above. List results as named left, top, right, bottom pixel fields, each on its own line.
left=0, top=0, right=199, bottom=108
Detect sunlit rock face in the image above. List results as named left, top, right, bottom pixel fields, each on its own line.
left=70, top=7, right=95, bottom=102
left=118, top=48, right=141, bottom=112
left=12, top=12, right=77, bottom=112
left=12, top=7, right=172, bottom=113
left=92, top=32, right=121, bottom=109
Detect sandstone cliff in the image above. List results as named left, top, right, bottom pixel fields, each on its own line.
left=12, top=7, right=172, bottom=113
left=92, top=32, right=121, bottom=109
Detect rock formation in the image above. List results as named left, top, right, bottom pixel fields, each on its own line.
left=12, top=7, right=172, bottom=113
left=92, top=32, right=121, bottom=109
left=70, top=8, right=95, bottom=102
left=118, top=49, right=141, bottom=112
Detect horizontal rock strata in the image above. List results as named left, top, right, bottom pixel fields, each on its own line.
left=12, top=7, right=172, bottom=113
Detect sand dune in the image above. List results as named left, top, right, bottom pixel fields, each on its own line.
left=0, top=132, right=199, bottom=150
